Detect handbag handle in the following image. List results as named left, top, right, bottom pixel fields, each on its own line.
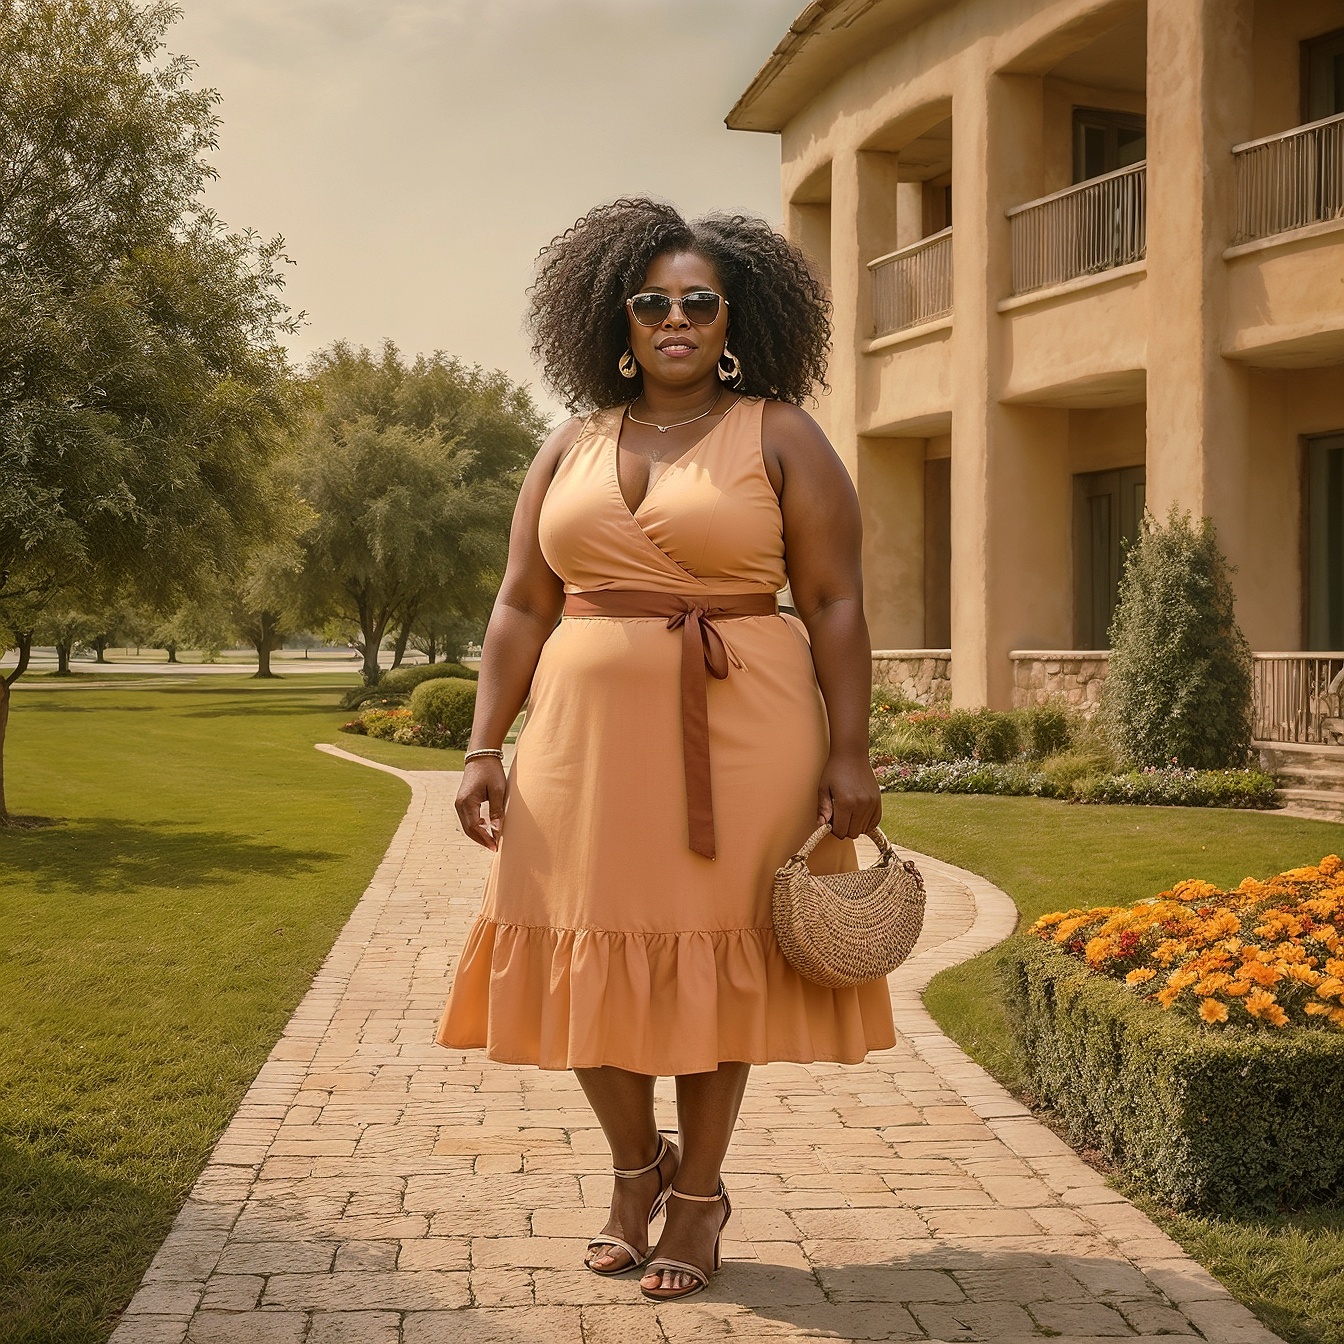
left=793, top=822, right=895, bottom=865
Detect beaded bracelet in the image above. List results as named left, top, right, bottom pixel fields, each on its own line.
left=463, top=747, right=505, bottom=764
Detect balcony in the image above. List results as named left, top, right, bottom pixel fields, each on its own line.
left=868, top=227, right=952, bottom=337
left=1254, top=653, right=1344, bottom=745
left=1233, top=112, right=1344, bottom=245
left=1007, top=162, right=1146, bottom=296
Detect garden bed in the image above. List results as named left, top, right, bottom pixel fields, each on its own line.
left=1004, top=857, right=1344, bottom=1213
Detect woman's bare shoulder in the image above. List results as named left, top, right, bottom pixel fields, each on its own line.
left=761, top=399, right=839, bottom=472
left=528, top=412, right=591, bottom=480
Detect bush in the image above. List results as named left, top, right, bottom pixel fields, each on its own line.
left=1102, top=505, right=1254, bottom=769
left=1073, top=766, right=1278, bottom=808
left=1016, top=703, right=1075, bottom=758
left=942, top=708, right=1020, bottom=763
left=1036, top=746, right=1110, bottom=793
left=1003, top=935, right=1344, bottom=1213
left=408, top=677, right=476, bottom=749
left=353, top=707, right=413, bottom=740
left=339, top=661, right=477, bottom=710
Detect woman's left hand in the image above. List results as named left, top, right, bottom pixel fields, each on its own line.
left=817, top=750, right=882, bottom=839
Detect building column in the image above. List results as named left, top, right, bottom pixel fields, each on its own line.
left=1145, top=0, right=1256, bottom=594
left=950, top=67, right=1072, bottom=708
left=857, top=436, right=926, bottom=647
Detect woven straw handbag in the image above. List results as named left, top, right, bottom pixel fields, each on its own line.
left=772, top=824, right=926, bottom=988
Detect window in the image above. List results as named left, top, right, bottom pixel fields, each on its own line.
left=1073, top=108, right=1146, bottom=183
left=1074, top=466, right=1146, bottom=648
left=1307, top=434, right=1344, bottom=650
left=1304, top=27, right=1344, bottom=121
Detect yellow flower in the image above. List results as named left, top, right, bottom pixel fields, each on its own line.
left=1198, top=998, right=1229, bottom=1024
left=1316, top=977, right=1344, bottom=1000
left=1244, top=989, right=1280, bottom=1020
left=1156, top=985, right=1182, bottom=1009
left=1304, top=1001, right=1333, bottom=1016
left=1125, top=967, right=1157, bottom=986
left=1167, top=968, right=1200, bottom=992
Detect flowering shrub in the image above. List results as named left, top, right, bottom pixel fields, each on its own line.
left=878, top=759, right=1068, bottom=797
left=1073, top=763, right=1277, bottom=808
left=351, top=707, right=414, bottom=740
left=340, top=718, right=368, bottom=735
left=1031, top=855, right=1344, bottom=1031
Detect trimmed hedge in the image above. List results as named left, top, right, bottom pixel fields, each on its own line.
left=408, top=677, right=476, bottom=749
left=340, top=661, right=478, bottom=710
left=1003, top=936, right=1344, bottom=1213
left=1074, top=766, right=1278, bottom=808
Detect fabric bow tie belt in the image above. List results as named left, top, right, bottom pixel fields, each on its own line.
left=563, top=590, right=780, bottom=859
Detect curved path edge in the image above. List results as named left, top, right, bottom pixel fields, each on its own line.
left=107, top=747, right=1284, bottom=1344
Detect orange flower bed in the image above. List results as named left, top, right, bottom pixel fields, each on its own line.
left=1031, top=856, right=1344, bottom=1030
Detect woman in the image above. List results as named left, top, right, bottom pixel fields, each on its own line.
left=438, top=197, right=894, bottom=1301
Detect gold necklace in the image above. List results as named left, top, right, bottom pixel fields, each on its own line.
left=626, top=391, right=725, bottom=435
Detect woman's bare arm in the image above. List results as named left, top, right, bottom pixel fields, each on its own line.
left=454, top=416, right=580, bottom=849
left=763, top=400, right=881, bottom=841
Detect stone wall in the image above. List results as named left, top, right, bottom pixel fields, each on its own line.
left=872, top=650, right=952, bottom=706
left=1011, top=650, right=1109, bottom=715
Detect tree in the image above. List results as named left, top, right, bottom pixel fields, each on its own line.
left=287, top=343, right=546, bottom=685
left=1102, top=505, right=1255, bottom=769
left=0, top=0, right=297, bottom=819
left=36, top=603, right=101, bottom=674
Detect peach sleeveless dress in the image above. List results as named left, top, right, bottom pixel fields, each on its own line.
left=436, top=396, right=896, bottom=1074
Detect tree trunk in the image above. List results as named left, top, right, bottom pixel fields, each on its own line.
left=1, top=634, right=33, bottom=824
left=165, top=643, right=177, bottom=663
left=426, top=636, right=437, bottom=665
left=253, top=611, right=281, bottom=678
left=94, top=637, right=108, bottom=663
left=391, top=622, right=411, bottom=669
left=55, top=640, right=72, bottom=675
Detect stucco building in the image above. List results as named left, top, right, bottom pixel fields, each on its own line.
left=728, top=0, right=1344, bottom=754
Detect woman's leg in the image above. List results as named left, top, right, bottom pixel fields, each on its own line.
left=642, top=1061, right=750, bottom=1292
left=574, top=1065, right=677, bottom=1271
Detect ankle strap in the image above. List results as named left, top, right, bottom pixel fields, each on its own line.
left=667, top=1181, right=725, bottom=1203
left=612, top=1133, right=670, bottom=1180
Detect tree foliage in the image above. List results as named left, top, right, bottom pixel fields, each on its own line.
left=287, top=343, right=546, bottom=684
left=1102, top=505, right=1254, bottom=769
left=0, top=0, right=298, bottom=817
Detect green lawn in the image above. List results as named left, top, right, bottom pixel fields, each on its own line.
left=884, top=792, right=1344, bottom=1344
left=0, top=674, right=413, bottom=1343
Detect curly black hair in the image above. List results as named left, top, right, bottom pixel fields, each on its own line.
left=526, top=197, right=830, bottom=413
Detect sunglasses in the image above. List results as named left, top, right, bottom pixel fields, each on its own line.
left=626, top=289, right=728, bottom=327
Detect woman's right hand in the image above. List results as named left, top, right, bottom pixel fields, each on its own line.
left=455, top=758, right=507, bottom=850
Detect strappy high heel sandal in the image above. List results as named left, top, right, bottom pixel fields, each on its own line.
left=584, top=1132, right=678, bottom=1276
left=639, top=1181, right=732, bottom=1301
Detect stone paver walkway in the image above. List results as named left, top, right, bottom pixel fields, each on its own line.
left=111, top=749, right=1283, bottom=1344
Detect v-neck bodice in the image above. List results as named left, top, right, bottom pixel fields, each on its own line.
left=538, top=397, right=784, bottom=596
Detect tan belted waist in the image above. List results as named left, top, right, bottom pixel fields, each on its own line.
left=562, top=590, right=780, bottom=860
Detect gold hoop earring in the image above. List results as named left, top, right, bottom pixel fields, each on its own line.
left=618, top=349, right=639, bottom=379
left=717, top=347, right=743, bottom=388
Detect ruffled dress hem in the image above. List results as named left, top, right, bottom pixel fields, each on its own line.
left=436, top=914, right=897, bottom=1075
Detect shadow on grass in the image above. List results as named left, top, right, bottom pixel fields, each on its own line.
left=0, top=817, right=339, bottom=893
left=0, top=1136, right=174, bottom=1344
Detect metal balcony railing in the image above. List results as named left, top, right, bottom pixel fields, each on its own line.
left=868, top=227, right=952, bottom=336
left=1233, top=112, right=1344, bottom=244
left=1253, top=653, right=1344, bottom=744
left=1007, top=161, right=1146, bottom=296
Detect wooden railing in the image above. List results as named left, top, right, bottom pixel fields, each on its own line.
left=1233, top=111, right=1344, bottom=244
left=1007, top=161, right=1146, bottom=295
left=1253, top=653, right=1344, bottom=744
left=868, top=227, right=952, bottom=336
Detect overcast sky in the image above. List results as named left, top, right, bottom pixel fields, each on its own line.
left=172, top=0, right=800, bottom=419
